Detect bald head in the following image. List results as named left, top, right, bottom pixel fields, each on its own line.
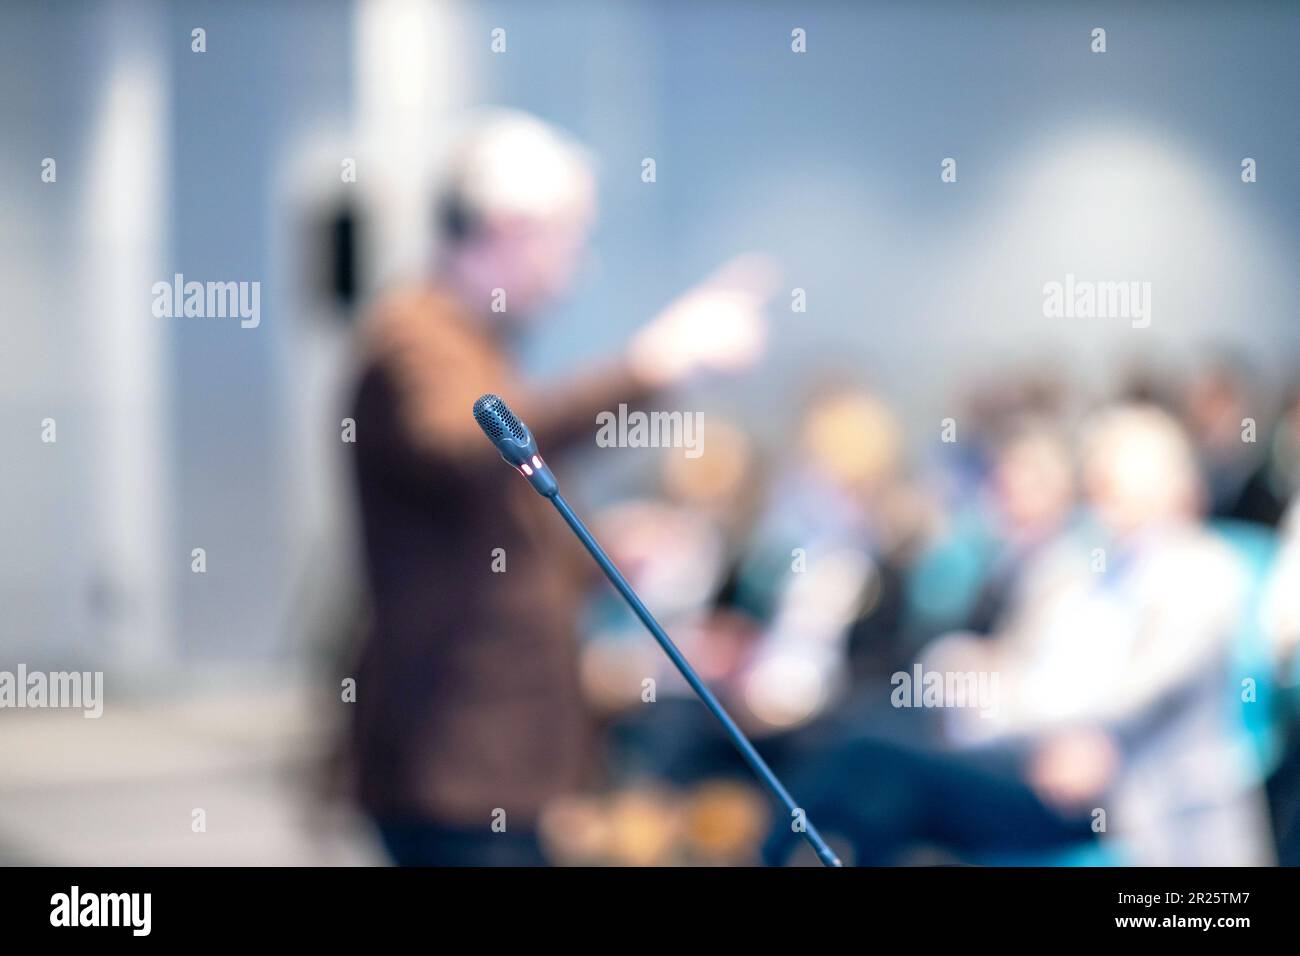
left=435, top=112, right=596, bottom=320
left=439, top=111, right=595, bottom=241
left=1081, top=404, right=1203, bottom=536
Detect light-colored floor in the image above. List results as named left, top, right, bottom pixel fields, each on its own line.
left=0, top=683, right=387, bottom=865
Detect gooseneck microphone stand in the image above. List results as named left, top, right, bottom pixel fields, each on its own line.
left=550, top=493, right=843, bottom=867
left=473, top=393, right=842, bottom=867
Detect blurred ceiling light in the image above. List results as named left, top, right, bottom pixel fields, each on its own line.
left=930, top=122, right=1292, bottom=377
left=1020, top=131, right=1217, bottom=266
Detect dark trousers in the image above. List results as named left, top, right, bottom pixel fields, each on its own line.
left=762, top=736, right=1097, bottom=866
left=376, top=820, right=549, bottom=867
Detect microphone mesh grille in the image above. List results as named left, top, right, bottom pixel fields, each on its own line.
left=473, top=393, right=526, bottom=442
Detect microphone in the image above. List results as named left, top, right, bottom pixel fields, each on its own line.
left=472, top=393, right=843, bottom=867
left=473, top=393, right=559, bottom=497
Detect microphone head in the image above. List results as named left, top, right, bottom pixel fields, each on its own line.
left=472, top=393, right=540, bottom=465
left=473, top=392, right=526, bottom=443
left=473, top=393, right=558, bottom=496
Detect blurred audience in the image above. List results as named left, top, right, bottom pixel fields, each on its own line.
left=1182, top=356, right=1258, bottom=517
left=1235, top=387, right=1300, bottom=529
left=929, top=405, right=1273, bottom=864
left=758, top=403, right=1291, bottom=866
left=728, top=387, right=916, bottom=725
